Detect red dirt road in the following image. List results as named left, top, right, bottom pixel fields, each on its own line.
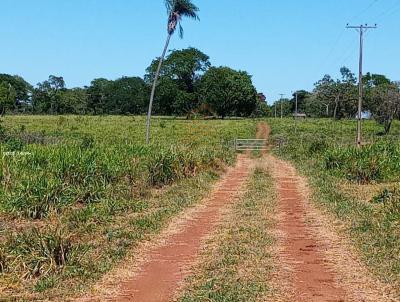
left=277, top=175, right=346, bottom=301
left=109, top=155, right=252, bottom=302
left=268, top=155, right=398, bottom=302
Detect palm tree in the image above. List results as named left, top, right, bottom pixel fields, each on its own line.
left=145, top=0, right=199, bottom=144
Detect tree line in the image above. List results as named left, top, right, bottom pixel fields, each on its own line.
left=272, top=67, right=400, bottom=134
left=0, top=48, right=268, bottom=118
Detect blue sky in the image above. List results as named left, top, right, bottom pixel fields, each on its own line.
left=0, top=0, right=399, bottom=104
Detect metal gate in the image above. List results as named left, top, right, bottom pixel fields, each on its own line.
left=234, top=139, right=268, bottom=151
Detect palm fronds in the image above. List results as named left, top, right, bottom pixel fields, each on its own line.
left=165, top=0, right=199, bottom=37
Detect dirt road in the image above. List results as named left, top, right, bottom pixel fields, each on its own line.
left=267, top=154, right=398, bottom=302
left=79, top=122, right=397, bottom=302
left=112, top=156, right=251, bottom=301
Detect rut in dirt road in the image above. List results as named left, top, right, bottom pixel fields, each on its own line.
left=273, top=163, right=346, bottom=301
left=110, top=156, right=252, bottom=302
left=268, top=155, right=398, bottom=302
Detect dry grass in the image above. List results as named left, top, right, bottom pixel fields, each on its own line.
left=338, top=180, right=399, bottom=204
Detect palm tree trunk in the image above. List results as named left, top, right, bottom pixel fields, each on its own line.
left=146, top=33, right=172, bottom=144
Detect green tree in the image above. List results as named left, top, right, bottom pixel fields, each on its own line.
left=290, top=90, right=311, bottom=114
left=87, top=77, right=148, bottom=115
left=313, top=74, right=339, bottom=117
left=0, top=74, right=32, bottom=110
left=0, top=82, right=17, bottom=115
left=87, top=78, right=111, bottom=114
left=32, top=75, right=66, bottom=114
left=364, top=72, right=391, bottom=87
left=312, top=67, right=357, bottom=119
left=253, top=101, right=271, bottom=117
left=146, top=0, right=200, bottom=143
left=59, top=88, right=88, bottom=114
left=106, top=77, right=148, bottom=114
left=363, top=73, right=391, bottom=113
left=304, top=94, right=327, bottom=117
left=370, top=82, right=400, bottom=134
left=146, top=47, right=210, bottom=92
left=151, top=77, right=179, bottom=115
left=199, top=67, right=257, bottom=118
left=145, top=48, right=210, bottom=116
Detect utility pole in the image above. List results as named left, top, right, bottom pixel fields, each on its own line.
left=279, top=94, right=285, bottom=119
left=346, top=23, right=377, bottom=148
left=274, top=103, right=277, bottom=118
left=293, top=91, right=299, bottom=133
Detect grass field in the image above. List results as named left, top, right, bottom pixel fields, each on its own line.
left=0, top=115, right=257, bottom=300
left=267, top=118, right=400, bottom=292
left=1, top=116, right=399, bottom=300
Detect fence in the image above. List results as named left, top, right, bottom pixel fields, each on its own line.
left=234, top=139, right=268, bottom=151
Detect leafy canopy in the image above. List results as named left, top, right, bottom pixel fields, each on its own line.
left=199, top=67, right=258, bottom=118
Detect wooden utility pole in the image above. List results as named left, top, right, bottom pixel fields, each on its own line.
left=346, top=23, right=377, bottom=147
left=279, top=94, right=285, bottom=119
left=293, top=91, right=299, bottom=133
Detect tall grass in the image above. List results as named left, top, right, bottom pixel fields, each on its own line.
left=0, top=115, right=257, bottom=300
left=324, top=141, right=400, bottom=184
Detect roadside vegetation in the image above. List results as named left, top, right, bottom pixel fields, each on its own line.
left=268, top=118, right=400, bottom=293
left=179, top=166, right=276, bottom=302
left=0, top=115, right=256, bottom=300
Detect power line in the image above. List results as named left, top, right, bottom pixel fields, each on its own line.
left=372, top=0, right=400, bottom=22
left=350, top=0, right=379, bottom=21
left=339, top=39, right=359, bottom=67
left=313, top=28, right=346, bottom=78
left=313, top=0, right=382, bottom=81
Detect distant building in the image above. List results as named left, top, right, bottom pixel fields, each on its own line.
left=354, top=111, right=372, bottom=119
left=293, top=113, right=307, bottom=119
